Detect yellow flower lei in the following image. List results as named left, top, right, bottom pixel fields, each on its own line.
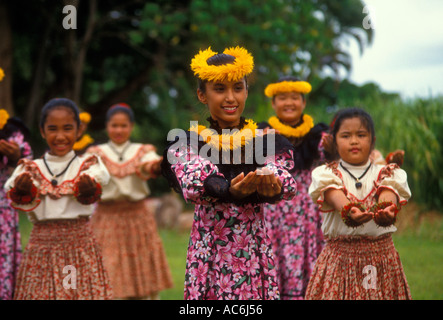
left=0, top=109, right=10, bottom=130
left=268, top=114, right=314, bottom=138
left=264, top=80, right=312, bottom=97
left=190, top=119, right=257, bottom=151
left=190, top=46, right=254, bottom=82
left=0, top=68, right=5, bottom=82
left=73, top=134, right=94, bottom=151
left=79, top=112, right=91, bottom=124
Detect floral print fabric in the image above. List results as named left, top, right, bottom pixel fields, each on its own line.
left=0, top=131, right=32, bottom=300
left=168, top=143, right=297, bottom=300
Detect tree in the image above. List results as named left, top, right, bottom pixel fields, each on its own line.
left=3, top=0, right=373, bottom=149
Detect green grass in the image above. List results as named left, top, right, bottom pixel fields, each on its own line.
left=18, top=211, right=443, bottom=300
left=392, top=220, right=443, bottom=300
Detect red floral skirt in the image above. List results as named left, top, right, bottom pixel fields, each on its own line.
left=14, top=217, right=113, bottom=300
left=305, top=234, right=411, bottom=300
left=92, top=199, right=173, bottom=299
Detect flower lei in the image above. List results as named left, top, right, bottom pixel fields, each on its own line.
left=79, top=112, right=91, bottom=124
left=0, top=109, right=10, bottom=130
left=73, top=134, right=94, bottom=151
left=190, top=119, right=257, bottom=151
left=268, top=114, right=314, bottom=138
left=74, top=178, right=103, bottom=205
left=190, top=46, right=254, bottom=82
left=264, top=80, right=312, bottom=97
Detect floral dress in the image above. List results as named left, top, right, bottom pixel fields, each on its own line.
left=0, top=131, right=32, bottom=300
left=259, top=118, right=330, bottom=299
left=162, top=123, right=297, bottom=300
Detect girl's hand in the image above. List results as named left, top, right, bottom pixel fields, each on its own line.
left=76, top=175, right=98, bottom=196
left=143, top=157, right=163, bottom=176
left=0, top=139, right=21, bottom=162
left=321, top=133, right=334, bottom=155
left=256, top=167, right=282, bottom=198
left=348, top=206, right=374, bottom=225
left=14, top=173, right=33, bottom=195
left=229, top=171, right=260, bottom=199
left=373, top=203, right=397, bottom=226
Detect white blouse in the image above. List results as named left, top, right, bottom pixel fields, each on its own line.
left=309, top=159, right=411, bottom=237
left=5, top=150, right=110, bottom=222
left=85, top=141, right=161, bottom=202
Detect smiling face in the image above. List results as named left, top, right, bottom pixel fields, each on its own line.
left=335, top=117, right=374, bottom=166
left=197, top=78, right=248, bottom=129
left=272, top=91, right=306, bottom=125
left=40, top=107, right=81, bottom=157
left=106, top=111, right=134, bottom=145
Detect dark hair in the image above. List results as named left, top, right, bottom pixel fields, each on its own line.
left=40, top=98, right=80, bottom=129
left=331, top=107, right=376, bottom=145
left=106, top=103, right=135, bottom=123
left=197, top=53, right=248, bottom=93
left=272, top=76, right=306, bottom=101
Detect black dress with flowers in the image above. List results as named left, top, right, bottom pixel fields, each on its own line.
left=161, top=118, right=297, bottom=300
left=257, top=115, right=331, bottom=299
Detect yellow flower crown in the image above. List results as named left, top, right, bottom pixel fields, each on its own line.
left=264, top=80, right=312, bottom=97
left=0, top=109, right=10, bottom=130
left=190, top=46, right=254, bottom=82
left=79, top=112, right=92, bottom=124
left=190, top=119, right=257, bottom=151
left=0, top=68, right=5, bottom=82
left=73, top=134, right=94, bottom=151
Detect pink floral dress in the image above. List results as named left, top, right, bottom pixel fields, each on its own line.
left=162, top=129, right=297, bottom=300
left=259, top=120, right=330, bottom=299
left=0, top=131, right=32, bottom=300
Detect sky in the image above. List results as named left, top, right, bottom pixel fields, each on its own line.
left=345, top=0, right=443, bottom=99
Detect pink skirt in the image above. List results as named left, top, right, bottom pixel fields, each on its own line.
left=305, top=234, right=411, bottom=300
left=92, top=199, right=173, bottom=299
left=14, top=217, right=113, bottom=300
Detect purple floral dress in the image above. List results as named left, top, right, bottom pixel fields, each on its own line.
left=165, top=135, right=297, bottom=300
left=260, top=120, right=329, bottom=299
left=0, top=131, right=32, bottom=300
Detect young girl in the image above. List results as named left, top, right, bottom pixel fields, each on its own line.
left=306, top=107, right=412, bottom=300
left=0, top=109, right=33, bottom=300
left=86, top=103, right=173, bottom=300
left=5, top=98, right=112, bottom=300
left=258, top=76, right=331, bottom=299
left=162, top=46, right=297, bottom=300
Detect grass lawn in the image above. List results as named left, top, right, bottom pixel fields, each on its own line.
left=18, top=203, right=443, bottom=300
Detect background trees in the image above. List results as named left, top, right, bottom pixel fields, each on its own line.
left=1, top=0, right=442, bottom=210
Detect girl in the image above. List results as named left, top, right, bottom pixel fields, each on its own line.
left=258, top=76, right=331, bottom=299
left=86, top=103, right=173, bottom=300
left=162, top=47, right=297, bottom=300
left=306, top=107, right=411, bottom=300
left=5, top=98, right=112, bottom=300
left=0, top=109, right=33, bottom=300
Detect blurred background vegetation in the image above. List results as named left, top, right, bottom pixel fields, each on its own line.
left=1, top=0, right=442, bottom=212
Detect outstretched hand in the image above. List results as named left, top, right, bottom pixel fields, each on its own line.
left=14, top=173, right=33, bottom=195
left=0, top=139, right=21, bottom=162
left=348, top=206, right=374, bottom=225
left=76, top=175, right=98, bottom=196
left=256, top=167, right=282, bottom=198
left=229, top=168, right=282, bottom=199
left=373, top=203, right=397, bottom=226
